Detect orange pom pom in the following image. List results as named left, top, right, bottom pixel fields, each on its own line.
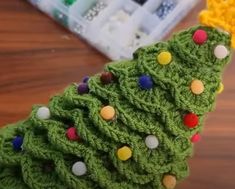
left=100, top=106, right=116, bottom=121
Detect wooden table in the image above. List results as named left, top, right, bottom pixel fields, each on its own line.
left=0, top=1, right=234, bottom=188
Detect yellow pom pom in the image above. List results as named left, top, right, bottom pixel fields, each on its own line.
left=157, top=51, right=172, bottom=65
left=217, top=82, right=224, bottom=94
left=100, top=106, right=116, bottom=121
left=190, top=79, right=205, bottom=95
left=162, top=175, right=177, bottom=189
left=117, top=146, right=132, bottom=161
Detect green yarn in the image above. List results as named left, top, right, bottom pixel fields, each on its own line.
left=0, top=26, right=232, bottom=189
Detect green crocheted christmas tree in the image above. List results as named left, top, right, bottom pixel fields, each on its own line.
left=0, top=25, right=232, bottom=189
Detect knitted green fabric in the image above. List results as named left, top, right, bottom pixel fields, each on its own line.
left=0, top=26, right=232, bottom=189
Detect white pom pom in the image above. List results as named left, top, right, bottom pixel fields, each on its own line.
left=145, top=135, right=159, bottom=149
left=36, top=107, right=50, bottom=120
left=72, top=161, right=87, bottom=176
left=214, top=45, right=229, bottom=59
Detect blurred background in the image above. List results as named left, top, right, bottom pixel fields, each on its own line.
left=0, top=0, right=234, bottom=188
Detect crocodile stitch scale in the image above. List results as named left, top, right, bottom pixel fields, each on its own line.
left=0, top=26, right=232, bottom=189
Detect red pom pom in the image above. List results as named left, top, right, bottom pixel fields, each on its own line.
left=66, top=127, right=80, bottom=141
left=191, top=133, right=201, bottom=143
left=192, top=29, right=208, bottom=45
left=183, top=113, right=199, bottom=128
left=100, top=72, right=114, bottom=85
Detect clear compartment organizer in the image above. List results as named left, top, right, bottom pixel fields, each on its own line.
left=28, top=0, right=198, bottom=60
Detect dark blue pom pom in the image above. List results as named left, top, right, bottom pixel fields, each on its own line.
left=138, top=75, right=153, bottom=90
left=12, top=136, right=23, bottom=151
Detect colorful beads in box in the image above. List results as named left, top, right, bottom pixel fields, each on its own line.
left=156, top=0, right=176, bottom=20
left=84, top=1, right=107, bottom=21
left=27, top=0, right=199, bottom=60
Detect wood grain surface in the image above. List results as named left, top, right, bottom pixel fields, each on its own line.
left=0, top=1, right=234, bottom=188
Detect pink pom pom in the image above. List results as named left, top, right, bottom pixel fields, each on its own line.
left=66, top=127, right=80, bottom=141
left=193, top=29, right=208, bottom=45
left=191, top=133, right=201, bottom=143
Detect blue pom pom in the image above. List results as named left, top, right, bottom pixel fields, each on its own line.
left=12, top=136, right=23, bottom=151
left=138, top=75, right=153, bottom=90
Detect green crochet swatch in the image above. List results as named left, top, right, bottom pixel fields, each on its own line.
left=0, top=26, right=232, bottom=189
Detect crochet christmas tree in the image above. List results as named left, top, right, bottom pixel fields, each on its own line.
left=0, top=1, right=234, bottom=189
left=0, top=25, right=232, bottom=189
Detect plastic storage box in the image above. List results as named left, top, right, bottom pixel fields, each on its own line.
left=27, top=0, right=198, bottom=60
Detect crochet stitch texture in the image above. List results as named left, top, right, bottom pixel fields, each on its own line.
left=0, top=25, right=232, bottom=189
